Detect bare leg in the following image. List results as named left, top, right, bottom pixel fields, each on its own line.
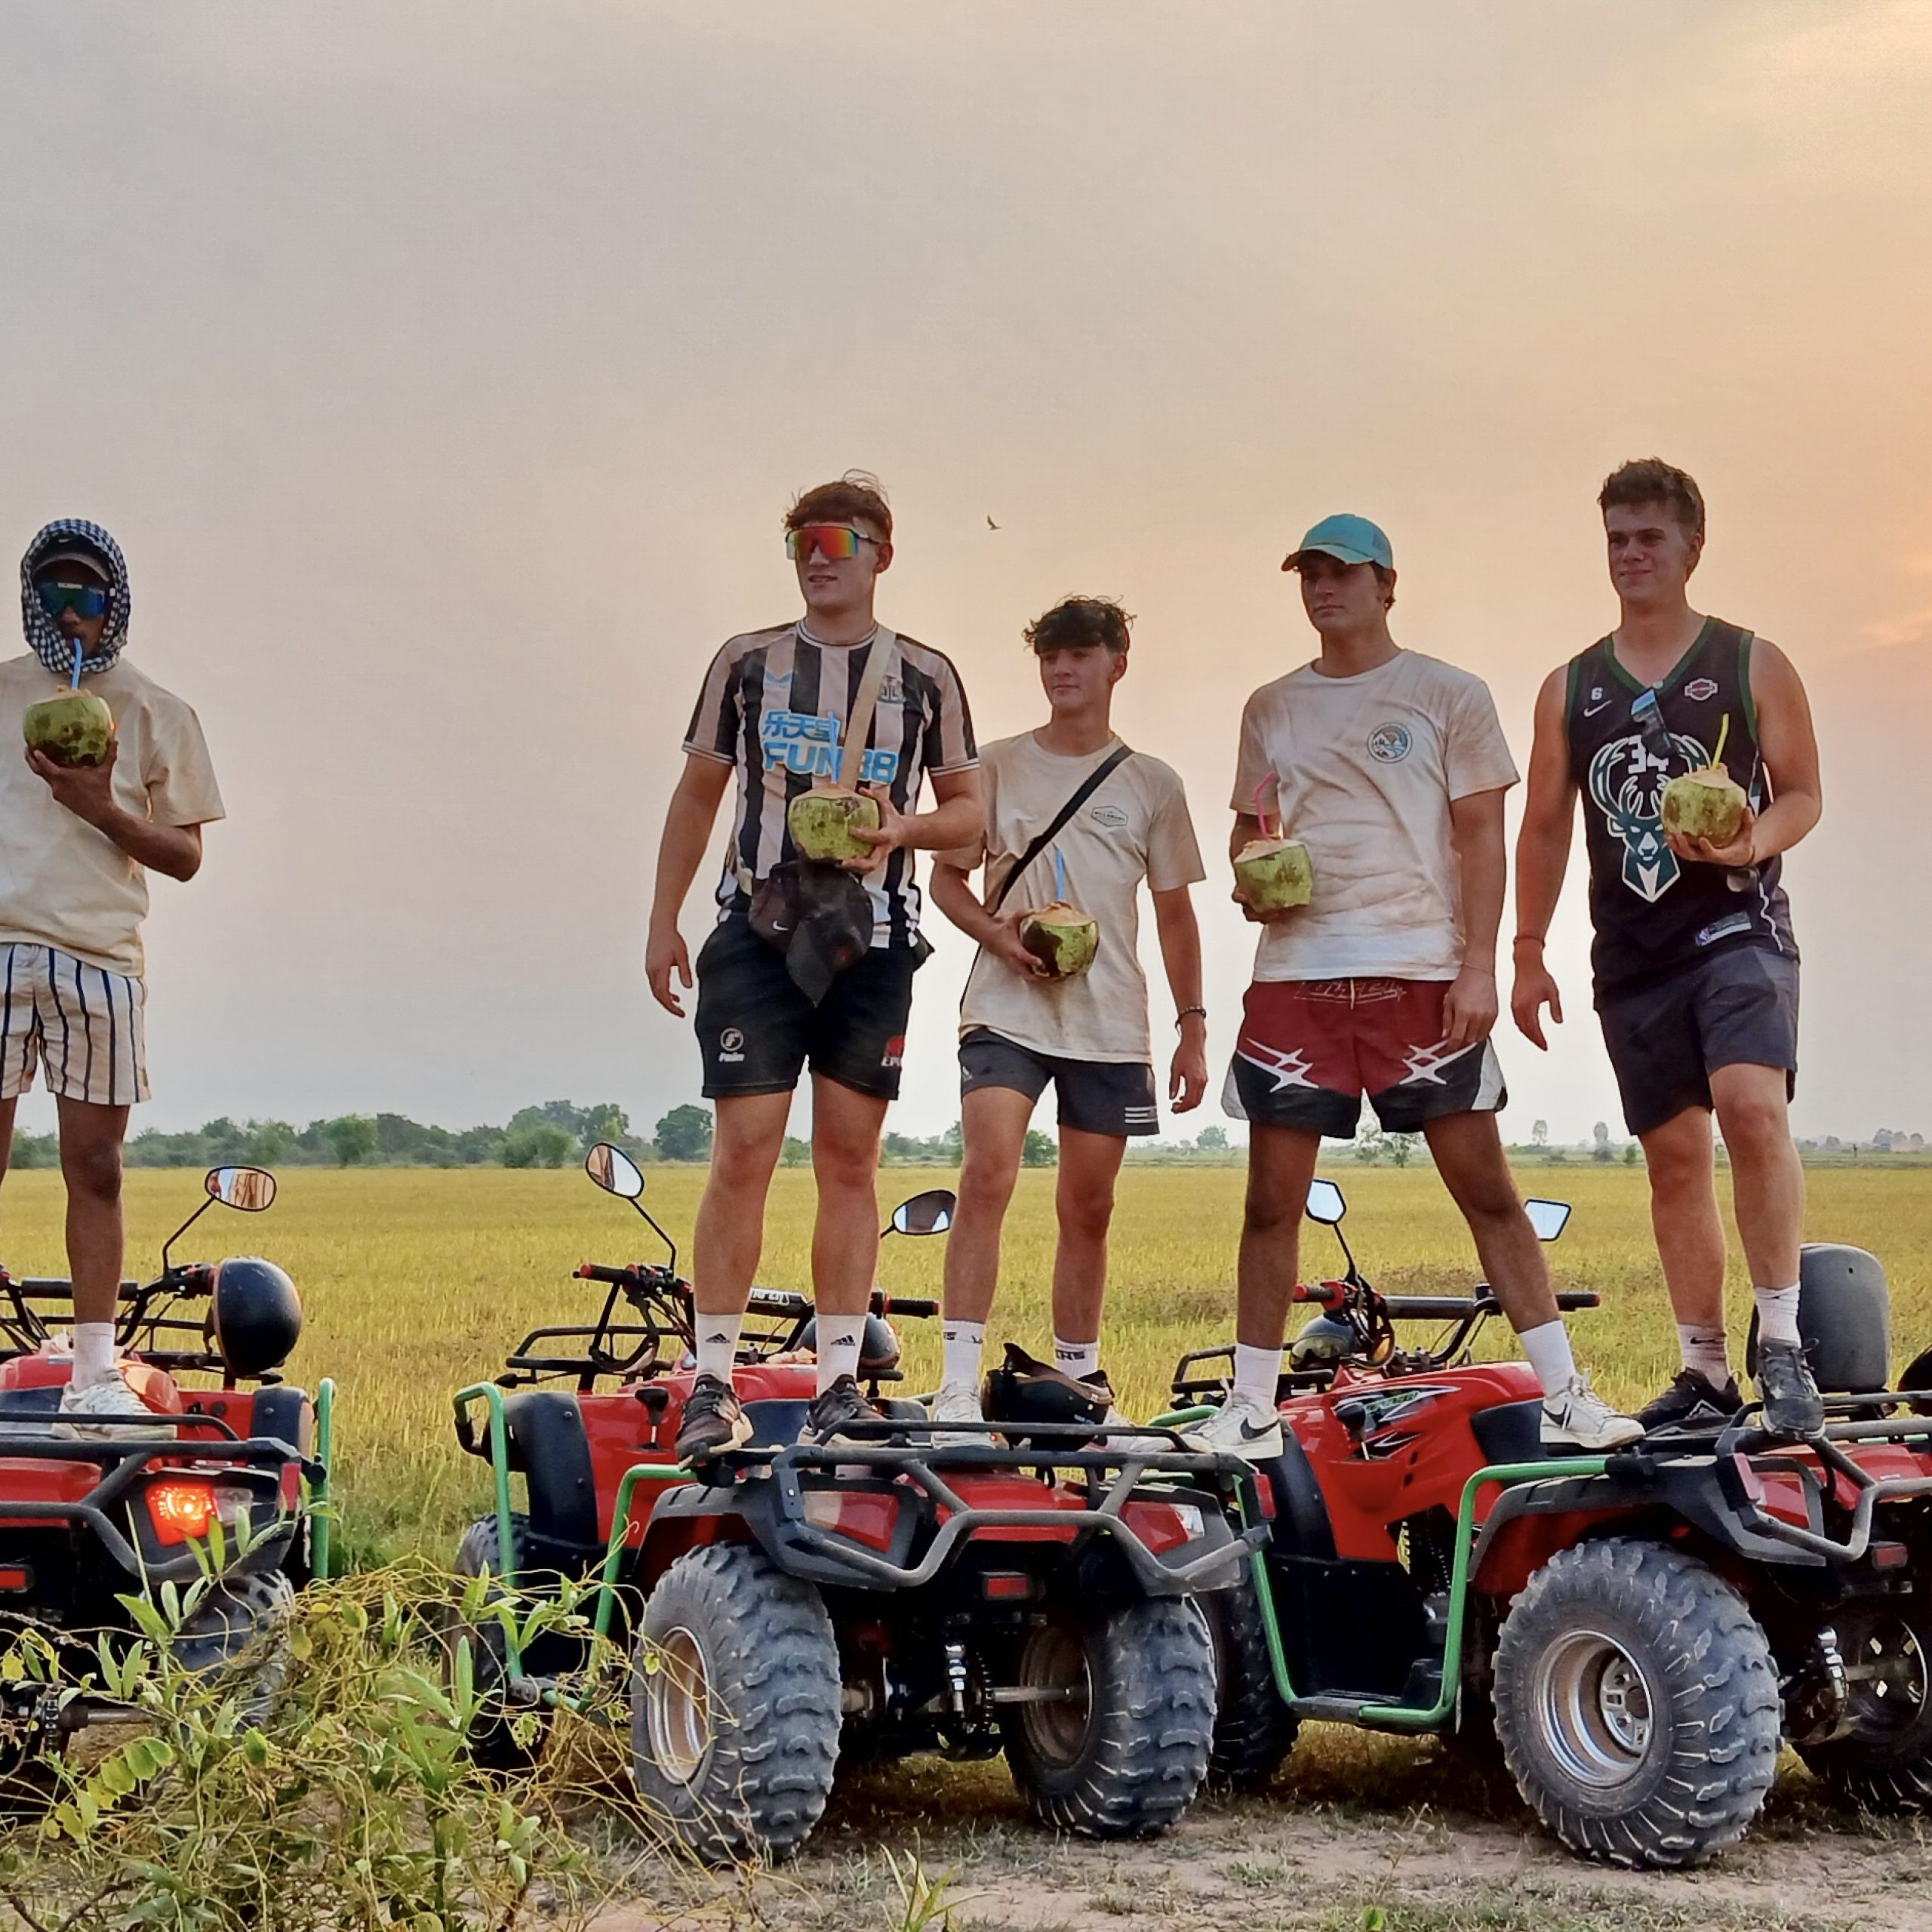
left=1423, top=1110, right=1559, bottom=1332
left=1709, top=1063, right=1803, bottom=1288
left=1638, top=1106, right=1727, bottom=1331
left=1050, top=1128, right=1128, bottom=1347
left=55, top=1097, right=128, bottom=1330
left=1236, top=1124, right=1322, bottom=1351
left=942, top=1086, right=1033, bottom=1324
left=691, top=1091, right=790, bottom=1318
left=809, top=1073, right=890, bottom=1319
left=0, top=1095, right=16, bottom=1184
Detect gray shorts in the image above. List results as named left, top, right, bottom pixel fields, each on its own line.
left=1597, top=944, right=1798, bottom=1137
left=958, top=1029, right=1159, bottom=1137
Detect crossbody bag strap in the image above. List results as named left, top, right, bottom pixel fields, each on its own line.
left=989, top=743, right=1135, bottom=913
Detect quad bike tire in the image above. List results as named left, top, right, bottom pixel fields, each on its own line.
left=1201, top=1572, right=1299, bottom=1790
left=1493, top=1537, right=1781, bottom=1867
left=629, top=1543, right=841, bottom=1863
left=448, top=1514, right=552, bottom=1773
left=1799, top=1601, right=1932, bottom=1810
left=1001, top=1595, right=1216, bottom=1837
left=173, top=1569, right=297, bottom=1727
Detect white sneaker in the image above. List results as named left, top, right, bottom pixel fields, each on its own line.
left=54, top=1374, right=160, bottom=1439
left=1180, top=1390, right=1282, bottom=1461
left=1541, top=1374, right=1643, bottom=1453
left=928, top=1380, right=985, bottom=1446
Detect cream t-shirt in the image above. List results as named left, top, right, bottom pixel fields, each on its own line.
left=1232, top=650, right=1517, bottom=982
left=0, top=654, right=225, bottom=976
left=948, top=732, right=1204, bottom=1063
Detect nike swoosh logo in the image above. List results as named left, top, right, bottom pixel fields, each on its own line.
left=1238, top=1418, right=1275, bottom=1440
left=769, top=921, right=792, bottom=932
left=1582, top=700, right=1611, bottom=718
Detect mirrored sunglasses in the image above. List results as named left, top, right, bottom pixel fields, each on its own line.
left=784, top=525, right=873, bottom=563
left=35, top=582, right=109, bottom=619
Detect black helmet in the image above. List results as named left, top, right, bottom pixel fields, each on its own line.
left=208, top=1256, right=303, bottom=1377
left=1289, top=1312, right=1356, bottom=1371
left=795, top=1312, right=901, bottom=1377
left=982, top=1343, right=1109, bottom=1447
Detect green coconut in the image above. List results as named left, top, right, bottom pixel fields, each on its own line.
left=1232, top=835, right=1313, bottom=913
left=1020, top=901, right=1100, bottom=980
left=1661, top=764, right=1747, bottom=846
left=787, top=784, right=881, bottom=862
left=23, top=691, right=115, bottom=769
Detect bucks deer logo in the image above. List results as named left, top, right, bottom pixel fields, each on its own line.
left=1587, top=729, right=1709, bottom=903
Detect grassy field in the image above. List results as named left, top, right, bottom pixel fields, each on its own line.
left=1, top=1161, right=1928, bottom=1563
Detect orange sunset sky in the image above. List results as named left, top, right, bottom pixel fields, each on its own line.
left=2, top=2, right=1927, bottom=1146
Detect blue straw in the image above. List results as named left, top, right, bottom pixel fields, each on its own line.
left=1054, top=847, right=1066, bottom=901
left=70, top=638, right=82, bottom=691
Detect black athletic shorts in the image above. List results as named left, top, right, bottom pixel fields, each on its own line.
left=958, top=1027, right=1160, bottom=1137
left=694, top=916, right=917, bottom=1103
left=1597, top=943, right=1798, bottom=1137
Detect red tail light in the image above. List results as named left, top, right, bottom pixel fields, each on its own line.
left=146, top=1480, right=253, bottom=1546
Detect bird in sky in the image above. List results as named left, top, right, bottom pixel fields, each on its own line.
left=986, top=515, right=1000, bottom=530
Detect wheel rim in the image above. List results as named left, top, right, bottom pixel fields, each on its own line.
left=647, top=1625, right=714, bottom=1786
left=1847, top=1615, right=1930, bottom=1738
left=1018, top=1619, right=1094, bottom=1769
left=1531, top=1626, right=1657, bottom=1790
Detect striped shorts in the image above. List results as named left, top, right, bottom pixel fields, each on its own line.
left=0, top=945, right=149, bottom=1108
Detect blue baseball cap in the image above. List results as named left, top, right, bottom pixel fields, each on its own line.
left=1282, top=512, right=1394, bottom=573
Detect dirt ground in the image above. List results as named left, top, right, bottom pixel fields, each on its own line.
left=580, top=1728, right=1931, bottom=1932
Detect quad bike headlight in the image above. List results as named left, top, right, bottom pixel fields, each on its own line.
left=146, top=1480, right=257, bottom=1547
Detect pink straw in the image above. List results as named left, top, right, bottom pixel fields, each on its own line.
left=1252, top=771, right=1278, bottom=841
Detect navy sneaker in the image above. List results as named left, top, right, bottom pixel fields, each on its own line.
left=1755, top=1340, right=1826, bottom=1437
left=1636, top=1368, right=1744, bottom=1434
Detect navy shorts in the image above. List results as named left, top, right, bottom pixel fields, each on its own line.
left=695, top=916, right=917, bottom=1103
left=1597, top=944, right=1798, bottom=1137
left=958, top=1028, right=1159, bottom=1137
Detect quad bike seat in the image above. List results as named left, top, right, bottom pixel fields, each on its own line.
left=741, top=1396, right=930, bottom=1450
left=0, top=1386, right=61, bottom=1422
left=1471, top=1398, right=1552, bottom=1466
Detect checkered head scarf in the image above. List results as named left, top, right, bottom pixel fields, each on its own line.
left=20, top=518, right=130, bottom=678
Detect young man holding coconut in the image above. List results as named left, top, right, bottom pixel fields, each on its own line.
left=1194, top=513, right=1638, bottom=1459
left=646, top=475, right=983, bottom=1461
left=928, top=596, right=1208, bottom=1432
left=0, top=519, right=223, bottom=1434
left=1512, top=460, right=1824, bottom=1436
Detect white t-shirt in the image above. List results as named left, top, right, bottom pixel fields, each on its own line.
left=0, top=654, right=225, bottom=976
left=947, top=732, right=1204, bottom=1063
left=1231, top=650, right=1517, bottom=982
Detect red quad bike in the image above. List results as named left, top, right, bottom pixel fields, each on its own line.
left=1169, top=1179, right=1932, bottom=1869
left=0, top=1164, right=333, bottom=1792
left=448, top=1142, right=1260, bottom=1863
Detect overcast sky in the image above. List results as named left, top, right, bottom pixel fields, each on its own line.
left=3, top=2, right=1927, bottom=1145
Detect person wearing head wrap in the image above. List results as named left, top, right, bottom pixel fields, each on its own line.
left=1, top=519, right=225, bottom=1434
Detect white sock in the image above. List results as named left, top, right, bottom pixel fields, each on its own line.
left=815, top=1314, right=866, bottom=1392
left=1519, top=1319, right=1579, bottom=1401
left=1677, top=1324, right=1731, bottom=1383
left=1054, top=1335, right=1100, bottom=1380
left=72, top=1322, right=116, bottom=1389
left=1754, top=1284, right=1802, bottom=1347
left=694, top=1312, right=742, bottom=1385
left=941, top=1319, right=986, bottom=1389
left=1232, top=1343, right=1281, bottom=1409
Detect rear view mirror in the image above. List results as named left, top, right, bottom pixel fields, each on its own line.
left=586, top=1143, right=645, bottom=1200
left=891, top=1189, right=955, bottom=1237
left=206, top=1166, right=276, bottom=1213
left=1524, top=1198, right=1571, bottom=1242
left=1304, top=1179, right=1346, bottom=1225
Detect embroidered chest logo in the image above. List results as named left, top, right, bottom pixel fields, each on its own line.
left=1367, top=721, right=1412, bottom=763
left=1088, top=803, right=1129, bottom=829
left=1586, top=729, right=1710, bottom=903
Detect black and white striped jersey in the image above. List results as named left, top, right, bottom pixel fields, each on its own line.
left=682, top=623, right=977, bottom=948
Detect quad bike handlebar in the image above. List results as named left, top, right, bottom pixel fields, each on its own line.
left=1291, top=1281, right=1601, bottom=1320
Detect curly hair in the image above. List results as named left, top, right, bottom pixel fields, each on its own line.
left=1598, top=458, right=1705, bottom=541
left=1023, top=595, right=1134, bottom=656
left=785, top=470, right=892, bottom=542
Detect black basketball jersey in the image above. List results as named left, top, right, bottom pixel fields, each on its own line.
left=1565, top=618, right=1796, bottom=995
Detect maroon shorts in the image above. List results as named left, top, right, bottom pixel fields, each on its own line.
left=1222, top=977, right=1506, bottom=1139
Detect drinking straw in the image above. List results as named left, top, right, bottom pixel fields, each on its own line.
left=1253, top=771, right=1278, bottom=841
left=1712, top=713, right=1730, bottom=768
left=70, top=637, right=82, bottom=691
left=1054, top=847, right=1067, bottom=902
